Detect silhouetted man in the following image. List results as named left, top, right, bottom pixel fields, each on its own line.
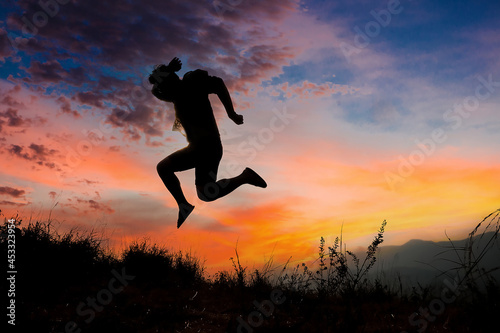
left=150, top=57, right=267, bottom=228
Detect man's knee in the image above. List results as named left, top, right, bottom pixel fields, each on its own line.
left=157, top=159, right=173, bottom=175
left=196, top=184, right=217, bottom=202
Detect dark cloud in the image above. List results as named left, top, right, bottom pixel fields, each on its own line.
left=122, top=103, right=163, bottom=136
left=95, top=75, right=129, bottom=92
left=6, top=0, right=299, bottom=78
left=0, top=186, right=26, bottom=198
left=103, top=103, right=164, bottom=141
left=8, top=144, right=29, bottom=159
left=78, top=179, right=100, bottom=186
left=1, top=94, right=26, bottom=108
left=0, top=108, right=30, bottom=127
left=61, top=195, right=114, bottom=214
left=0, top=28, right=16, bottom=61
left=23, top=60, right=65, bottom=83
left=0, top=200, right=28, bottom=207
left=105, top=107, right=130, bottom=128
left=44, top=161, right=56, bottom=169
left=29, top=143, right=58, bottom=158
left=144, top=139, right=164, bottom=148
left=0, top=86, right=48, bottom=131
left=76, top=198, right=114, bottom=214
left=56, top=96, right=81, bottom=118
left=7, top=143, right=59, bottom=169
left=74, top=91, right=105, bottom=108
left=22, top=59, right=87, bottom=86
left=3, top=0, right=299, bottom=142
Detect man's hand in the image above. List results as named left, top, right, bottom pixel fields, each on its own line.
left=167, top=57, right=182, bottom=72
left=229, top=113, right=244, bottom=125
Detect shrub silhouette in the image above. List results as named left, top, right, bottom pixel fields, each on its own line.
left=122, top=239, right=174, bottom=285
left=1, top=210, right=499, bottom=333
left=274, top=220, right=388, bottom=297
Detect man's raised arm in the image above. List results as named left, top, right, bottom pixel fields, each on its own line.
left=212, top=77, right=244, bottom=125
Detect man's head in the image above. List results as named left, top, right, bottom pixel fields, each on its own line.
left=149, top=64, right=181, bottom=101
left=149, top=58, right=182, bottom=85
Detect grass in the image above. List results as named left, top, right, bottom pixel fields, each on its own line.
left=1, top=210, right=499, bottom=332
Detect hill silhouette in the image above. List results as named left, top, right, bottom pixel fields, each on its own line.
left=1, top=210, right=499, bottom=332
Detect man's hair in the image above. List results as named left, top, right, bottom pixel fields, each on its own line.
left=148, top=64, right=171, bottom=85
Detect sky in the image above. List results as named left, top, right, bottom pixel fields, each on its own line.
left=1, top=0, right=499, bottom=274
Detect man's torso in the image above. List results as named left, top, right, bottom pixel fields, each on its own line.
left=174, top=70, right=220, bottom=143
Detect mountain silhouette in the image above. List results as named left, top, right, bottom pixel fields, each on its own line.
left=371, top=231, right=500, bottom=286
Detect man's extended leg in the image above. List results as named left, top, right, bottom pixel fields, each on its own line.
left=194, top=140, right=266, bottom=202
left=197, top=167, right=267, bottom=202
left=157, top=146, right=196, bottom=228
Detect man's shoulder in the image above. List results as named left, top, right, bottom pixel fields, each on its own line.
left=184, top=69, right=209, bottom=80
left=183, top=69, right=222, bottom=94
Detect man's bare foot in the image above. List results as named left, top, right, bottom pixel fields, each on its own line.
left=177, top=203, right=195, bottom=229
left=243, top=168, right=267, bottom=188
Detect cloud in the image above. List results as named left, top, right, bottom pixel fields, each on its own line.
left=77, top=179, right=101, bottom=186
left=0, top=0, right=304, bottom=148
left=0, top=28, right=16, bottom=62
left=0, top=200, right=28, bottom=207
left=271, top=80, right=359, bottom=99
left=6, top=143, right=60, bottom=169
left=1, top=94, right=25, bottom=108
left=62, top=196, right=115, bottom=215
left=0, top=108, right=30, bottom=127
left=0, top=84, right=49, bottom=133
left=103, top=103, right=164, bottom=141
left=5, top=0, right=299, bottom=71
left=55, top=96, right=81, bottom=118
left=86, top=199, right=114, bottom=214
left=0, top=186, right=26, bottom=198
left=74, top=91, right=105, bottom=108
left=18, top=59, right=87, bottom=87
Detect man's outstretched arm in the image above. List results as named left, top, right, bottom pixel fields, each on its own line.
left=213, top=77, right=243, bottom=125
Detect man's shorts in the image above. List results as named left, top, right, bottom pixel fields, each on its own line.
left=191, top=137, right=223, bottom=187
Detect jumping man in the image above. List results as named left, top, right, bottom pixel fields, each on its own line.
left=149, top=57, right=267, bottom=228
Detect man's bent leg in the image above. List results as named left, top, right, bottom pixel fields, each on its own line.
left=157, top=148, right=196, bottom=228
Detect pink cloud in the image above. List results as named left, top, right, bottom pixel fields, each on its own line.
left=272, top=80, right=359, bottom=99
